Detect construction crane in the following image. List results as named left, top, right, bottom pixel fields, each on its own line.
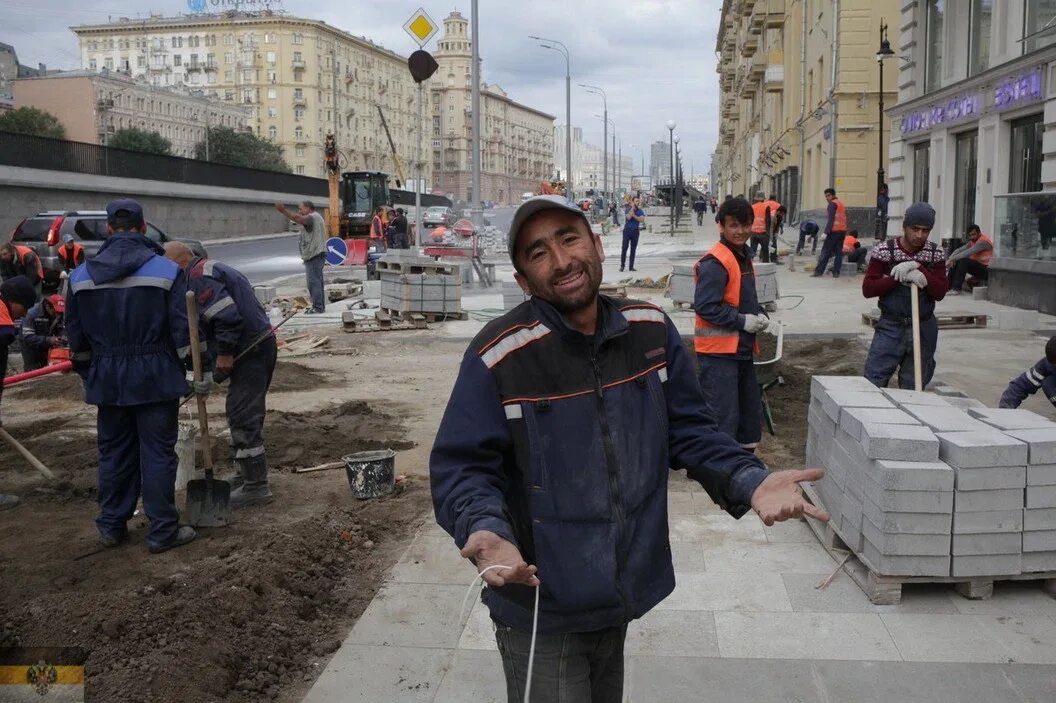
left=324, top=132, right=342, bottom=236
left=375, top=105, right=406, bottom=188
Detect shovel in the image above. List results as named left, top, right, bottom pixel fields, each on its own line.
left=184, top=291, right=231, bottom=527
left=910, top=285, right=924, bottom=392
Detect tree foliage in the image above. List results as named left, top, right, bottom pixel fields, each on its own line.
left=194, top=126, right=291, bottom=173
left=108, top=127, right=172, bottom=155
left=0, top=106, right=66, bottom=139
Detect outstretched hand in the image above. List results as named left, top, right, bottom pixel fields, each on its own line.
left=751, top=468, right=830, bottom=526
left=461, top=530, right=540, bottom=587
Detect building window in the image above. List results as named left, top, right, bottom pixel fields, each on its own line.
left=264, top=33, right=275, bottom=44
left=267, top=107, right=277, bottom=117
left=295, top=165, right=305, bottom=174
left=295, top=127, right=304, bottom=139
left=292, top=33, right=303, bottom=45
left=137, top=55, right=145, bottom=68
left=294, top=108, right=304, bottom=120
left=224, top=51, right=234, bottom=64
left=268, top=125, right=277, bottom=139
left=294, top=88, right=303, bottom=99
left=968, top=0, right=992, bottom=76
left=925, top=0, right=944, bottom=92
left=953, top=130, right=978, bottom=237
left=174, top=55, right=182, bottom=66
left=1009, top=114, right=1044, bottom=193
left=89, top=58, right=97, bottom=70
left=266, top=51, right=276, bottom=64
left=1024, top=0, right=1056, bottom=53
left=104, top=57, right=113, bottom=71
left=224, top=70, right=233, bottom=82
left=295, top=145, right=305, bottom=157
left=173, top=36, right=183, bottom=48
left=912, top=142, right=930, bottom=204
left=267, top=87, right=276, bottom=99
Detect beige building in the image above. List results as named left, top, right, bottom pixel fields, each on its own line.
left=713, top=0, right=899, bottom=225
left=430, top=12, right=554, bottom=204
left=12, top=70, right=247, bottom=157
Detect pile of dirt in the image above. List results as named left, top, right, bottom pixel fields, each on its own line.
left=5, top=370, right=84, bottom=403
left=268, top=361, right=330, bottom=394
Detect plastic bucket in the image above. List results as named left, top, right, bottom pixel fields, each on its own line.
left=343, top=449, right=395, bottom=499
left=175, top=422, right=199, bottom=492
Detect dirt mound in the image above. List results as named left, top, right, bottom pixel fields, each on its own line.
left=268, top=361, right=330, bottom=394
left=5, top=370, right=84, bottom=403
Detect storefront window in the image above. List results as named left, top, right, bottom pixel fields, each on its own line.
left=954, top=131, right=978, bottom=238
left=995, top=193, right=1056, bottom=260
left=1009, top=114, right=1044, bottom=193
left=969, top=0, right=992, bottom=76
left=926, top=0, right=944, bottom=92
left=1024, top=0, right=1056, bottom=54
left=912, top=142, right=930, bottom=204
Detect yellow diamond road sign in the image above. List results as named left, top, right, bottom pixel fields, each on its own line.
left=404, top=8, right=438, bottom=47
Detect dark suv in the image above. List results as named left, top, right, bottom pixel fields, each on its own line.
left=10, top=211, right=208, bottom=273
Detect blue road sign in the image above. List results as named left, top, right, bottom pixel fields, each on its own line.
left=325, top=237, right=347, bottom=266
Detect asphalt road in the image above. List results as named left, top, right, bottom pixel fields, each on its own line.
left=207, top=207, right=517, bottom=284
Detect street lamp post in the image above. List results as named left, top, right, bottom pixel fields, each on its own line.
left=674, top=134, right=681, bottom=227
left=532, top=36, right=572, bottom=201
left=666, top=120, right=676, bottom=237
left=876, top=21, right=895, bottom=238
left=580, top=84, right=607, bottom=200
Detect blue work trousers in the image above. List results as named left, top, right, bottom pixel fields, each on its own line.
left=864, top=316, right=939, bottom=390
left=227, top=337, right=277, bottom=462
left=697, top=355, right=762, bottom=450
left=95, top=400, right=180, bottom=547
left=620, top=230, right=640, bottom=270
left=814, top=231, right=845, bottom=276
left=304, top=253, right=326, bottom=312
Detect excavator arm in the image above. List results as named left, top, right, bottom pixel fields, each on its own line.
left=376, top=105, right=406, bottom=188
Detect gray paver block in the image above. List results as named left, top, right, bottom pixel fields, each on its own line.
left=1025, top=508, right=1056, bottom=531
left=954, top=465, right=1027, bottom=491
left=881, top=388, right=953, bottom=407
left=864, top=476, right=954, bottom=514
left=950, top=553, right=1022, bottom=577
left=1022, top=550, right=1056, bottom=572
left=900, top=405, right=995, bottom=433
left=860, top=423, right=940, bottom=461
left=839, top=407, right=920, bottom=442
left=954, top=488, right=1025, bottom=512
left=931, top=384, right=969, bottom=398
left=808, top=405, right=837, bottom=437
left=952, top=509, right=1024, bottom=535
left=1003, top=428, right=1056, bottom=465
left=1026, top=485, right=1056, bottom=509
left=951, top=532, right=1024, bottom=556
left=1022, top=530, right=1056, bottom=553
left=821, top=390, right=896, bottom=423
left=968, top=407, right=1056, bottom=431
left=860, top=539, right=951, bottom=577
left=944, top=396, right=988, bottom=411
left=867, top=459, right=955, bottom=492
left=1028, top=464, right=1056, bottom=486
left=838, top=494, right=863, bottom=551
left=811, top=375, right=881, bottom=398
left=935, top=431, right=1028, bottom=468
left=862, top=517, right=952, bottom=556
left=863, top=496, right=953, bottom=534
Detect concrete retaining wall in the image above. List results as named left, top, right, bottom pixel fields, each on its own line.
left=988, top=258, right=1056, bottom=316
left=0, top=166, right=329, bottom=241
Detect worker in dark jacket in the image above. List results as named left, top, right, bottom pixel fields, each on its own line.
left=0, top=242, right=43, bottom=297
left=693, top=196, right=770, bottom=451
left=1000, top=336, right=1056, bottom=410
left=165, top=242, right=277, bottom=508
left=0, top=276, right=36, bottom=510
left=66, top=199, right=201, bottom=553
left=862, top=202, right=948, bottom=389
left=20, top=294, right=66, bottom=371
left=796, top=219, right=819, bottom=255
left=430, top=195, right=826, bottom=701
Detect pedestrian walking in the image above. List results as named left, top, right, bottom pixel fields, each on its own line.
left=430, top=194, right=827, bottom=703
left=19, top=294, right=65, bottom=372
left=876, top=183, right=890, bottom=241
left=65, top=199, right=201, bottom=553
left=999, top=335, right=1056, bottom=410
left=609, top=200, right=619, bottom=227
left=693, top=197, right=707, bottom=226
left=275, top=201, right=327, bottom=314
left=620, top=195, right=645, bottom=272
left=164, top=243, right=277, bottom=508
left=812, top=188, right=848, bottom=278
left=946, top=224, right=993, bottom=294
left=0, top=276, right=36, bottom=511
left=693, top=196, right=771, bottom=450
left=862, top=202, right=948, bottom=389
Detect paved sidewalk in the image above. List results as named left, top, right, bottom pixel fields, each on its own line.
left=303, top=474, right=1056, bottom=702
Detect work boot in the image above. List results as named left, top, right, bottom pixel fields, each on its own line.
left=148, top=526, right=197, bottom=554
left=0, top=494, right=19, bottom=511
left=230, top=454, right=273, bottom=509
left=98, top=529, right=128, bottom=548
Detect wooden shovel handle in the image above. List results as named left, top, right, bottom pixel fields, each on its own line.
left=185, top=291, right=213, bottom=473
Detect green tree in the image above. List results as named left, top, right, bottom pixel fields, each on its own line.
left=0, top=106, right=66, bottom=139
left=194, top=126, right=291, bottom=173
left=108, top=127, right=172, bottom=155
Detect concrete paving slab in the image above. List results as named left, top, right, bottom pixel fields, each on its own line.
left=955, top=465, right=1027, bottom=491
left=1027, top=485, right=1056, bottom=509
left=301, top=644, right=454, bottom=703
left=901, top=404, right=995, bottom=433
left=1025, top=508, right=1056, bottom=530
left=625, top=610, right=720, bottom=657
left=433, top=649, right=506, bottom=703
left=655, top=570, right=793, bottom=612
left=715, top=611, right=902, bottom=661
left=389, top=533, right=476, bottom=585
left=1023, top=530, right=1056, bottom=552
left=780, top=573, right=960, bottom=614
left=699, top=542, right=840, bottom=574
left=953, top=509, right=1025, bottom=534
left=456, top=600, right=496, bottom=651
left=951, top=553, right=1022, bottom=577
left=627, top=656, right=822, bottom=703
left=880, top=613, right=1019, bottom=663
left=862, top=517, right=952, bottom=556
left=955, top=488, right=1026, bottom=512
left=1005, top=428, right=1056, bottom=465
left=860, top=423, right=940, bottom=461
left=346, top=582, right=468, bottom=649
left=1023, top=551, right=1056, bottom=571
left=980, top=613, right=1056, bottom=664
left=951, top=531, right=1023, bottom=556
left=1028, top=463, right=1056, bottom=486
left=668, top=540, right=707, bottom=572
left=839, top=406, right=920, bottom=442
left=667, top=513, right=768, bottom=543
left=869, top=459, right=956, bottom=492
left=821, top=390, right=896, bottom=423
left=969, top=407, right=1056, bottom=431
left=882, top=388, right=954, bottom=407
left=936, top=431, right=1029, bottom=468
left=862, top=496, right=953, bottom=534
left=762, top=517, right=817, bottom=543
left=946, top=581, right=1056, bottom=616
left=811, top=375, right=882, bottom=397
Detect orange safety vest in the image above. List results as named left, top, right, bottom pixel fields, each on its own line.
left=58, top=243, right=85, bottom=269
left=842, top=235, right=859, bottom=254
left=693, top=242, right=758, bottom=355
left=14, top=245, right=44, bottom=279
left=969, top=234, right=993, bottom=266
left=832, top=198, right=848, bottom=232
left=0, top=300, right=13, bottom=328
left=370, top=215, right=384, bottom=240
left=750, top=202, right=769, bottom=234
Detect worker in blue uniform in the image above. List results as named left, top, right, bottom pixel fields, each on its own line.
left=66, top=199, right=204, bottom=553
left=165, top=242, right=277, bottom=508
left=1000, top=335, right=1056, bottom=410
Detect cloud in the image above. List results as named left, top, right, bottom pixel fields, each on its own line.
left=0, top=0, right=722, bottom=176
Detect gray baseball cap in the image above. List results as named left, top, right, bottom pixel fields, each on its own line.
left=506, top=195, right=591, bottom=262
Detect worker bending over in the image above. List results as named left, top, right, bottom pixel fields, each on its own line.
left=20, top=294, right=66, bottom=372
left=0, top=276, right=37, bottom=511
left=165, top=242, right=277, bottom=508
left=0, top=241, right=43, bottom=298
left=862, top=202, right=948, bottom=389
left=1000, top=335, right=1056, bottom=410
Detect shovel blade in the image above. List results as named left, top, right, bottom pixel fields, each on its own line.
left=185, top=477, right=232, bottom=527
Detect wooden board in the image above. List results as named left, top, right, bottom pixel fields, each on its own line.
left=862, top=309, right=989, bottom=330
left=380, top=307, right=468, bottom=323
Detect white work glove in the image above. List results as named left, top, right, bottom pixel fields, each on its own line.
left=764, top=319, right=783, bottom=336
left=193, top=371, right=213, bottom=396
left=742, top=314, right=770, bottom=334
left=903, top=269, right=927, bottom=288
left=890, top=260, right=919, bottom=282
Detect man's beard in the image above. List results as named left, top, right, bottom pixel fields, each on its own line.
left=534, top=255, right=603, bottom=315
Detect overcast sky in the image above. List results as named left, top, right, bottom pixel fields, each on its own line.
left=1, top=0, right=721, bottom=178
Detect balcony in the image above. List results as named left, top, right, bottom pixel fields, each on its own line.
left=184, top=63, right=202, bottom=72
left=749, top=52, right=766, bottom=79
left=293, top=95, right=307, bottom=107
left=291, top=59, right=305, bottom=69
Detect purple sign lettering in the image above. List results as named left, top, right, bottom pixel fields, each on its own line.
left=994, top=68, right=1044, bottom=110
left=899, top=94, right=981, bottom=135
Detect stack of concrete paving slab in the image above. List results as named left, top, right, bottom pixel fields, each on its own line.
left=377, top=255, right=462, bottom=315
left=807, top=376, right=1056, bottom=580
left=668, top=265, right=696, bottom=307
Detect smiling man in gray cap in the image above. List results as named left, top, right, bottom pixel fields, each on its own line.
left=862, top=201, right=948, bottom=388
left=429, top=195, right=826, bottom=702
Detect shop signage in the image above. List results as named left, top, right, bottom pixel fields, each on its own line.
left=899, top=94, right=981, bottom=135
left=994, top=67, right=1045, bottom=111
left=187, top=0, right=283, bottom=12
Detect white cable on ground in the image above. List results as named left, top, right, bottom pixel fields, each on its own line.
left=460, top=565, right=540, bottom=703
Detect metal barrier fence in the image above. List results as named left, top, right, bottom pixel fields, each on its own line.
left=0, top=130, right=328, bottom=196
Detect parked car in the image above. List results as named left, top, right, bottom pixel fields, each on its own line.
left=521, top=192, right=535, bottom=202
left=422, top=206, right=454, bottom=228
left=10, top=211, right=208, bottom=273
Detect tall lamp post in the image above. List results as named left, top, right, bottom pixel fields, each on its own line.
left=674, top=134, right=681, bottom=227
left=532, top=36, right=572, bottom=201
left=876, top=21, right=895, bottom=238
left=666, top=119, right=676, bottom=237
left=581, top=84, right=607, bottom=200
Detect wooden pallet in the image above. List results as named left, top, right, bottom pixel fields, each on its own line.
left=379, top=307, right=468, bottom=323
left=861, top=309, right=989, bottom=330
left=376, top=258, right=459, bottom=276
left=801, top=483, right=1056, bottom=605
